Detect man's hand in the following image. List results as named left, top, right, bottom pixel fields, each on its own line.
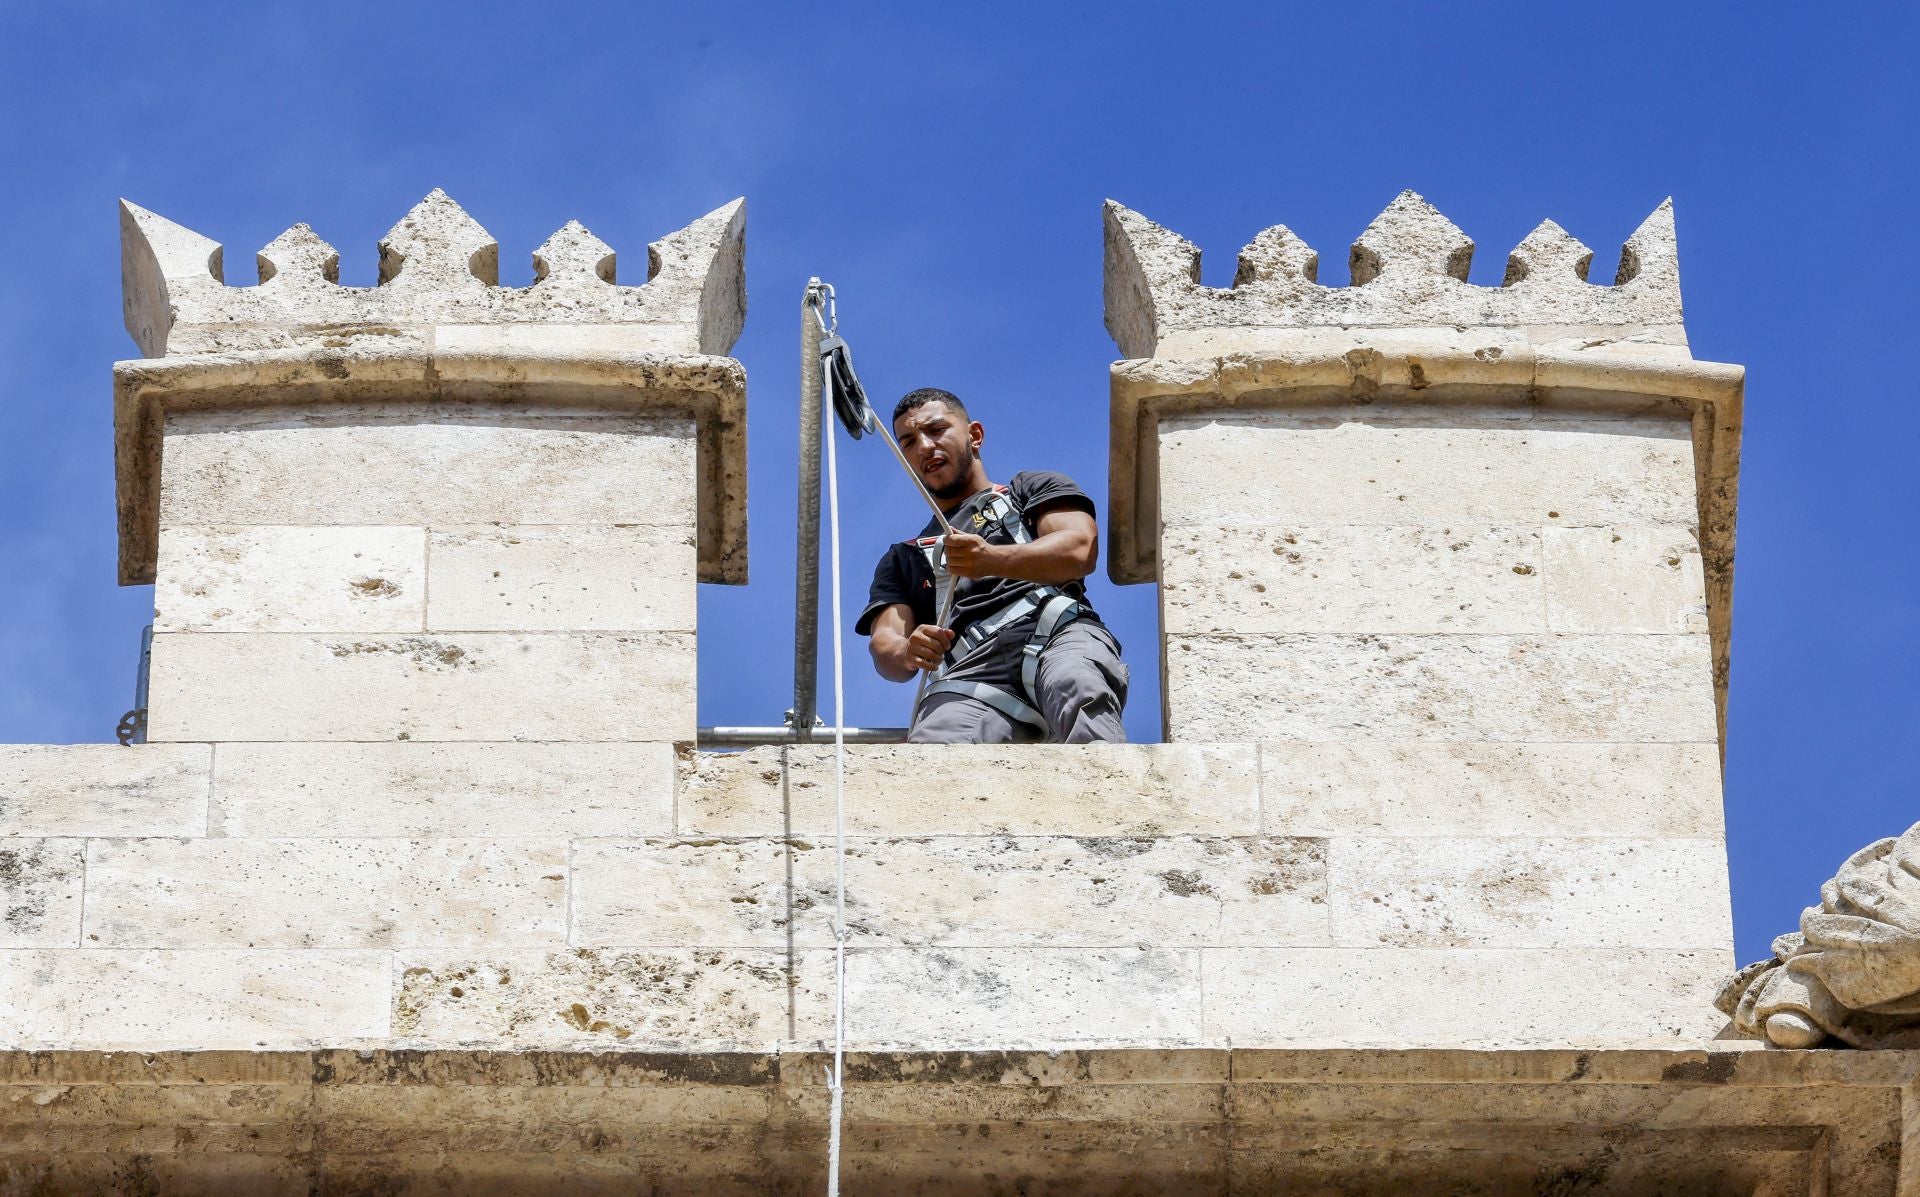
left=943, top=532, right=1003, bottom=579
left=902, top=623, right=957, bottom=672
left=868, top=604, right=956, bottom=682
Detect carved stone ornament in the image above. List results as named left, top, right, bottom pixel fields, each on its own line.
left=1719, top=821, right=1920, bottom=1048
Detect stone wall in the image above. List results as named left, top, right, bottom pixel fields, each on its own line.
left=147, top=403, right=700, bottom=743
left=2, top=742, right=1728, bottom=1051
left=3, top=191, right=1736, bottom=1061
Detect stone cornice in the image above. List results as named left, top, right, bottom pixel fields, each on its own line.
left=113, top=345, right=747, bottom=587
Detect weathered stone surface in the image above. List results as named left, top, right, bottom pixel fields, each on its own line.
left=1158, top=408, right=1697, bottom=529
left=122, top=192, right=746, bottom=357
left=154, top=525, right=426, bottom=633
left=573, top=837, right=1327, bottom=950
left=0, top=950, right=390, bottom=1047
left=426, top=525, right=696, bottom=632
left=0, top=744, right=210, bottom=837
left=316, top=1074, right=775, bottom=1155
left=0, top=840, right=83, bottom=948
left=1201, top=948, right=1729, bottom=1047
left=84, top=839, right=567, bottom=949
left=1261, top=742, right=1724, bottom=837
left=1721, top=819, right=1920, bottom=1049
left=570, top=839, right=788, bottom=948
left=1327, top=837, right=1731, bottom=949
left=159, top=404, right=696, bottom=530
left=209, top=742, right=675, bottom=838
left=1544, top=524, right=1709, bottom=633
left=0, top=1078, right=316, bottom=1156
left=393, top=949, right=790, bottom=1048
left=796, top=949, right=1204, bottom=1047
left=678, top=744, right=1260, bottom=837
left=1161, top=525, right=1545, bottom=635
left=1166, top=633, right=1718, bottom=742
left=146, top=631, right=695, bottom=742
left=1104, top=193, right=1682, bottom=359
left=5, top=1048, right=1913, bottom=1196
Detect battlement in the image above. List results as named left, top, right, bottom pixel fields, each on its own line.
left=1104, top=190, right=1683, bottom=359
left=120, top=189, right=746, bottom=357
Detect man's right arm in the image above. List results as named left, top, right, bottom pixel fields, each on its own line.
left=868, top=603, right=957, bottom=683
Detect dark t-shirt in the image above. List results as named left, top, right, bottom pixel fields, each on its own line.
left=855, top=470, right=1100, bottom=640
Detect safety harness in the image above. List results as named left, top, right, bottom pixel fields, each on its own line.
left=914, top=486, right=1086, bottom=731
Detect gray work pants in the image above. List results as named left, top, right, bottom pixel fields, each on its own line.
left=910, top=622, right=1129, bottom=744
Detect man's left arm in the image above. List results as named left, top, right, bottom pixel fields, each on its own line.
left=943, top=500, right=1098, bottom=583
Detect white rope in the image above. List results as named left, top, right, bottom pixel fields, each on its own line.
left=822, top=344, right=850, bottom=1197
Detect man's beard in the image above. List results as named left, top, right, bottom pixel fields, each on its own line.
left=928, top=445, right=977, bottom=502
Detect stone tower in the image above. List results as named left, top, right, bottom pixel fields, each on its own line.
left=0, top=191, right=1912, bottom=1194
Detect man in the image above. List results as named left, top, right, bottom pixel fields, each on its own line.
left=855, top=387, right=1128, bottom=743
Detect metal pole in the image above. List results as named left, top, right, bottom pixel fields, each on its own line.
left=792, top=281, right=827, bottom=741
left=697, top=725, right=906, bottom=748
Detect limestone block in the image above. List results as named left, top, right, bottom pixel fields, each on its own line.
left=795, top=949, right=1203, bottom=1047
left=1261, top=742, right=1725, bottom=838
left=0, top=950, right=390, bottom=1047
left=1327, top=837, right=1731, bottom=949
left=1544, top=525, right=1710, bottom=633
left=1165, top=633, right=1718, bottom=743
left=393, top=949, right=790, bottom=1048
left=572, top=837, right=1327, bottom=950
left=571, top=839, right=787, bottom=948
left=209, top=742, right=674, bottom=837
left=1158, top=409, right=1696, bottom=529
left=1200, top=947, right=1729, bottom=1047
left=809, top=837, right=1325, bottom=951
left=0, top=744, right=210, bottom=837
left=426, top=525, right=696, bottom=632
left=83, top=839, right=568, bottom=948
left=0, top=840, right=83, bottom=948
left=158, top=405, right=696, bottom=530
left=154, top=526, right=426, bottom=633
left=678, top=744, right=1260, bottom=837
left=1161, top=526, right=1545, bottom=635
left=146, top=631, right=695, bottom=742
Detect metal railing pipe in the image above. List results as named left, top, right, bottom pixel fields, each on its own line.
left=697, top=725, right=907, bottom=748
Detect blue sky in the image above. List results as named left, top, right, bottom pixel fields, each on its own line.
left=0, top=2, right=1913, bottom=963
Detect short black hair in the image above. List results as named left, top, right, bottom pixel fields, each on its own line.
left=893, top=387, right=969, bottom=425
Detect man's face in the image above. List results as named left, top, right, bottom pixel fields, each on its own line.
left=893, top=400, right=982, bottom=500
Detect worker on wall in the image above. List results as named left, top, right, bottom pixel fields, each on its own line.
left=856, top=387, right=1128, bottom=743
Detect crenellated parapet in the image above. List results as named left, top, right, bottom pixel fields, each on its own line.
left=121, top=189, right=745, bottom=358
left=113, top=191, right=748, bottom=594
left=1104, top=190, right=1682, bottom=359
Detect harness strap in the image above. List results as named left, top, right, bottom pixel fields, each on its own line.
left=915, top=486, right=1087, bottom=734
left=922, top=678, right=1047, bottom=730
left=924, top=591, right=1086, bottom=733
left=1020, top=593, right=1082, bottom=705
left=951, top=585, right=1062, bottom=659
